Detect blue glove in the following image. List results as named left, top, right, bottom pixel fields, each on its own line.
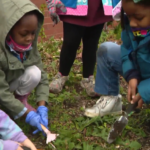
left=33, top=106, right=48, bottom=134
left=25, top=111, right=43, bottom=134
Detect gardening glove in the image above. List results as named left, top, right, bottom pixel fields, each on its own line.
left=45, top=0, right=67, bottom=25
left=33, top=106, right=48, bottom=134
left=25, top=111, right=43, bottom=135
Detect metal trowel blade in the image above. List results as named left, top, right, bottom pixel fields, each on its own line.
left=107, top=115, right=128, bottom=143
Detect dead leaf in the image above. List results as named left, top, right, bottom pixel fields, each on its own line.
left=44, top=52, right=51, bottom=59
left=76, top=53, right=82, bottom=58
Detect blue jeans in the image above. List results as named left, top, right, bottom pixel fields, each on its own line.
left=95, top=42, right=123, bottom=96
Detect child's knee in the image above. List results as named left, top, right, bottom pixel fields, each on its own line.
left=97, top=42, right=120, bottom=59
left=25, top=65, right=41, bottom=85
left=97, top=42, right=113, bottom=58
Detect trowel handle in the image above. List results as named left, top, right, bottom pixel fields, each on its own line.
left=41, top=124, right=50, bottom=134
left=41, top=124, right=47, bottom=131
left=126, top=102, right=138, bottom=115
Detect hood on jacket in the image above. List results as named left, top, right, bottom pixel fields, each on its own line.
left=0, top=0, right=44, bottom=51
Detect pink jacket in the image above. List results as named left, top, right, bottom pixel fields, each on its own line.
left=59, top=0, right=112, bottom=27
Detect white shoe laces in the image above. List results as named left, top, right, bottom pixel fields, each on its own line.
left=52, top=73, right=62, bottom=84
left=95, top=96, right=119, bottom=109
left=89, top=76, right=95, bottom=85
left=83, top=76, right=95, bottom=87
left=52, top=73, right=68, bottom=85
left=95, top=97, right=108, bottom=109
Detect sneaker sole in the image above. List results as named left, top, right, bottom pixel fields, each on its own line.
left=49, top=89, right=61, bottom=94
left=84, top=110, right=122, bottom=118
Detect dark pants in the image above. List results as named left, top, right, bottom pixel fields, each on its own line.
left=59, top=22, right=104, bottom=78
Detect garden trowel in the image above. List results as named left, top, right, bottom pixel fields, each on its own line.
left=107, top=102, right=138, bottom=144
left=41, top=124, right=59, bottom=149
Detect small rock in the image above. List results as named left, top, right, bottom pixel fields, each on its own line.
left=116, top=145, right=120, bottom=149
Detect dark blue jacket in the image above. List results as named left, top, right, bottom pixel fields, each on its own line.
left=121, top=17, right=150, bottom=104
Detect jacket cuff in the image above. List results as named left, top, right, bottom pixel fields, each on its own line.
left=124, top=69, right=141, bottom=82
left=14, top=107, right=27, bottom=120
left=36, top=95, right=48, bottom=104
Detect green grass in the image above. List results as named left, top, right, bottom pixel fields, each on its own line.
left=17, top=29, right=150, bottom=150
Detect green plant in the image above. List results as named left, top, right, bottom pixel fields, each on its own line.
left=114, top=22, right=122, bottom=39
left=16, top=27, right=150, bottom=150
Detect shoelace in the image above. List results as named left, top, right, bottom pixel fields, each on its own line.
left=94, top=97, right=108, bottom=109
left=52, top=73, right=68, bottom=85
left=84, top=77, right=95, bottom=87
left=89, top=77, right=95, bottom=85
left=52, top=73, right=62, bottom=82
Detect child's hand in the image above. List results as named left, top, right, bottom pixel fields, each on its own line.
left=128, top=78, right=138, bottom=102
left=33, top=106, right=48, bottom=135
left=21, top=138, right=37, bottom=150
left=45, top=0, right=67, bottom=25
left=25, top=111, right=43, bottom=134
left=38, top=106, right=48, bottom=129
left=131, top=93, right=144, bottom=108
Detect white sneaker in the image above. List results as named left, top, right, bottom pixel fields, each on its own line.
left=84, top=95, right=122, bottom=118
left=49, top=72, right=68, bottom=93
